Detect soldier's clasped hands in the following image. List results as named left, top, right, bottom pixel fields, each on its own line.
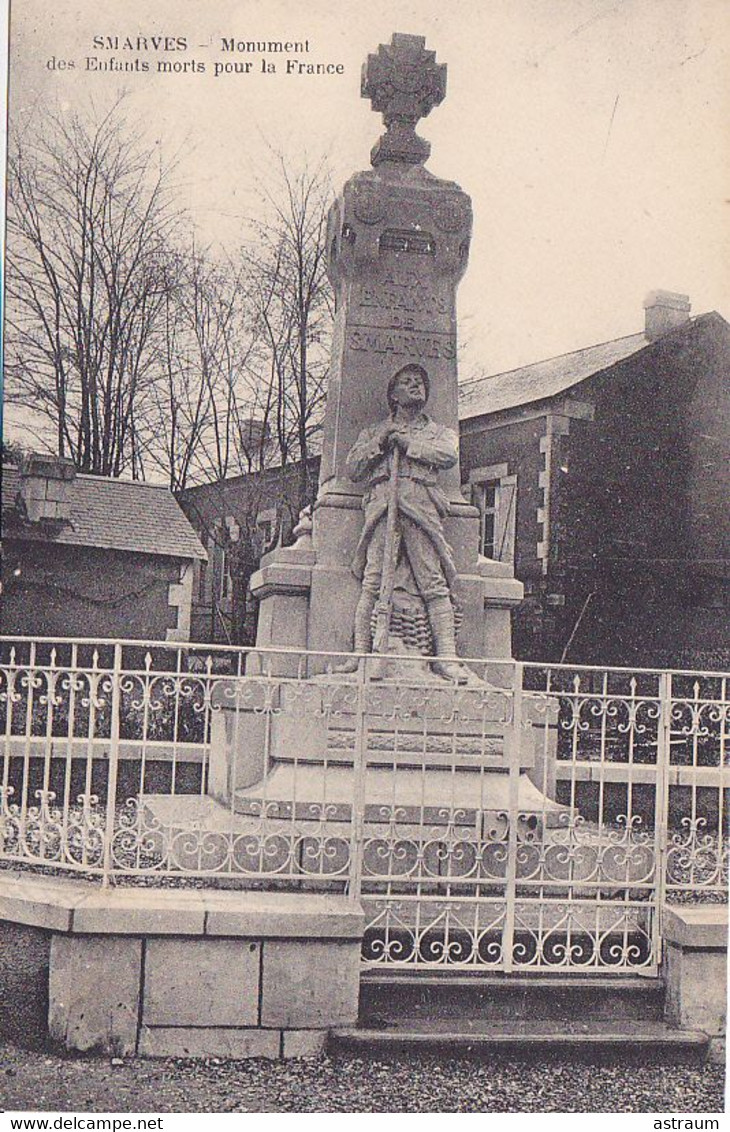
left=378, top=422, right=409, bottom=453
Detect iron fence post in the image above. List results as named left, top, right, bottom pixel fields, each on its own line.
left=102, top=642, right=123, bottom=887
left=654, top=669, right=672, bottom=962
left=502, top=660, right=524, bottom=973
left=348, top=657, right=368, bottom=905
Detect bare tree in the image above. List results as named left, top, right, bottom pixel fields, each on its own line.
left=142, top=247, right=263, bottom=491
left=163, top=148, right=334, bottom=654
left=6, top=104, right=335, bottom=650
left=243, top=150, right=333, bottom=516
left=143, top=155, right=334, bottom=500
left=5, top=99, right=183, bottom=477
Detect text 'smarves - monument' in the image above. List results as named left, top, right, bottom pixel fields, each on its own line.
left=252, top=33, right=523, bottom=668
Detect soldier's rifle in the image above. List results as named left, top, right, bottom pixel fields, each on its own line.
left=372, top=441, right=401, bottom=656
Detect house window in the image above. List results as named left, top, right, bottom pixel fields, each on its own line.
left=467, top=463, right=518, bottom=565
left=197, top=559, right=208, bottom=602
left=476, top=480, right=499, bottom=559
left=220, top=548, right=232, bottom=602
left=256, top=507, right=277, bottom=551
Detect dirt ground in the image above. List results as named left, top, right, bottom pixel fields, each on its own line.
left=0, top=1040, right=725, bottom=1114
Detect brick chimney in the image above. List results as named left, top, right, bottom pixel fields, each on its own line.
left=643, top=290, right=691, bottom=342
left=18, top=453, right=76, bottom=523
left=239, top=416, right=271, bottom=459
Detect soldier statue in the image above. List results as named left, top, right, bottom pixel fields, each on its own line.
left=340, top=362, right=471, bottom=682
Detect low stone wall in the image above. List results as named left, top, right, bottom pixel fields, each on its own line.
left=663, top=904, right=728, bottom=1064
left=0, top=876, right=364, bottom=1059
left=0, top=918, right=50, bottom=1048
left=3, top=877, right=726, bottom=1061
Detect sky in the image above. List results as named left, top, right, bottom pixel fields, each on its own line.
left=6, top=0, right=730, bottom=418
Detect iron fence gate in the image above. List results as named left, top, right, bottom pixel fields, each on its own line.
left=0, top=638, right=727, bottom=975
left=357, top=666, right=663, bottom=972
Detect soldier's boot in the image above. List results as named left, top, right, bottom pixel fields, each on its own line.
left=427, top=596, right=472, bottom=683
left=335, top=591, right=377, bottom=674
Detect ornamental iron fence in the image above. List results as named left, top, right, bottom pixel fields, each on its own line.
left=0, top=637, right=727, bottom=973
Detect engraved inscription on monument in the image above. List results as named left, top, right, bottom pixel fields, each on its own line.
left=347, top=327, right=456, bottom=360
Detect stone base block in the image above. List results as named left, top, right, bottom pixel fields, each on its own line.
left=143, top=939, right=260, bottom=1027
left=282, top=1029, right=329, bottom=1059
left=665, top=943, right=727, bottom=1036
left=210, top=685, right=269, bottom=793
left=234, top=764, right=566, bottom=827
left=663, top=905, right=728, bottom=1047
left=0, top=877, right=364, bottom=1058
left=49, top=935, right=141, bottom=1055
left=262, top=939, right=361, bottom=1029
left=0, top=921, right=50, bottom=1046
left=137, top=1026, right=329, bottom=1060
left=454, top=572, right=522, bottom=659
left=139, top=1026, right=280, bottom=1060
left=708, top=1037, right=726, bottom=1065
left=250, top=541, right=316, bottom=667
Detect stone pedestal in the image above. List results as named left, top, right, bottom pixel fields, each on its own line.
left=663, top=904, right=728, bottom=1063
left=244, top=34, right=534, bottom=851
left=239, top=37, right=549, bottom=882
left=206, top=671, right=562, bottom=832
left=251, top=537, right=316, bottom=668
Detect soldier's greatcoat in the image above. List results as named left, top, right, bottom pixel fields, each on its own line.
left=347, top=414, right=459, bottom=597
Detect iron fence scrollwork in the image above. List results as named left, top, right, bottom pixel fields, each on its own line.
left=0, top=636, right=727, bottom=972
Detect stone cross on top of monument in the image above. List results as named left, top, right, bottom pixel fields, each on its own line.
left=361, top=33, right=447, bottom=167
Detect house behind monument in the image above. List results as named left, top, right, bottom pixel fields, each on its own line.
left=180, top=291, right=730, bottom=671
left=459, top=291, right=730, bottom=669
left=2, top=454, right=206, bottom=641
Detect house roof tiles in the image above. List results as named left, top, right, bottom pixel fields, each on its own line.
left=458, top=332, right=649, bottom=418
left=2, top=466, right=206, bottom=560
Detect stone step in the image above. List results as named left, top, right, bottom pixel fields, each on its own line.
left=359, top=973, right=666, bottom=1024
left=330, top=1019, right=708, bottom=1058
left=233, top=762, right=566, bottom=820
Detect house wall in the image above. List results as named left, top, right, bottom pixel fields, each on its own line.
left=678, top=318, right=730, bottom=669
left=547, top=319, right=730, bottom=668
left=179, top=460, right=320, bottom=645
left=459, top=414, right=548, bottom=659
left=684, top=322, right=730, bottom=559
left=458, top=318, right=730, bottom=668
left=552, top=348, right=689, bottom=665
left=1, top=542, right=185, bottom=641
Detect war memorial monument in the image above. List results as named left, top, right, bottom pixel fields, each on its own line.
left=206, top=31, right=560, bottom=828
left=0, top=32, right=724, bottom=1066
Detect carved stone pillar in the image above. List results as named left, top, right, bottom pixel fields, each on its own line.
left=252, top=33, right=522, bottom=664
